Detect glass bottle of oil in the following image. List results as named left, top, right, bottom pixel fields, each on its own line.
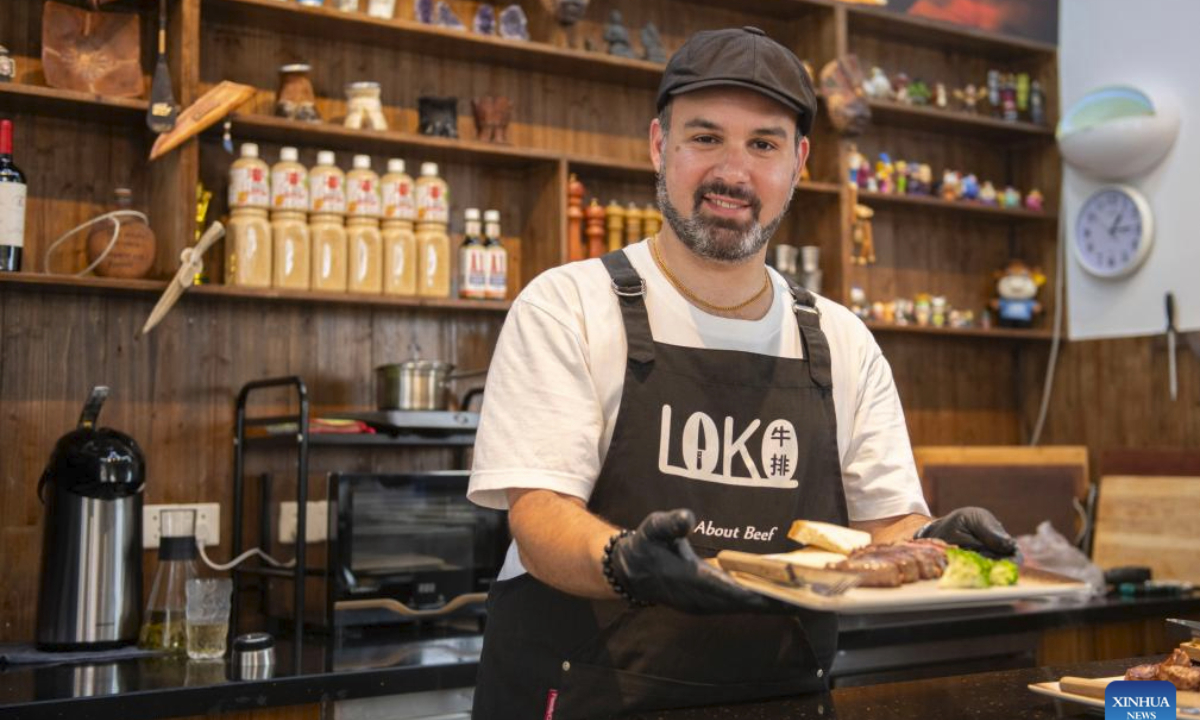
left=138, top=509, right=199, bottom=654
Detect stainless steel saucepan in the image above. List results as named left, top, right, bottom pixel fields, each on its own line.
left=374, top=346, right=487, bottom=412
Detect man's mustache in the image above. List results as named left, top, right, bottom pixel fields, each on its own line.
left=692, top=182, right=762, bottom=217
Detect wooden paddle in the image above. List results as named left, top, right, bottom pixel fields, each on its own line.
left=146, top=0, right=177, bottom=133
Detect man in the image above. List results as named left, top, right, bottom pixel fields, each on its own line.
left=467, top=27, right=1016, bottom=719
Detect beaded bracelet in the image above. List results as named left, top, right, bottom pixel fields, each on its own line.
left=601, top=529, right=651, bottom=607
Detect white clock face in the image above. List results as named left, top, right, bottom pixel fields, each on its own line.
left=1074, top=185, right=1153, bottom=278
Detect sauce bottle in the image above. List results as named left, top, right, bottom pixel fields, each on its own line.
left=309, top=150, right=346, bottom=215
left=381, top=158, right=416, bottom=222
left=310, top=150, right=348, bottom=292
left=483, top=209, right=507, bottom=300
left=227, top=206, right=272, bottom=287
left=415, top=162, right=449, bottom=224
left=270, top=146, right=308, bottom=212
left=228, top=143, right=269, bottom=209
left=346, top=154, right=382, bottom=294
left=458, top=208, right=487, bottom=300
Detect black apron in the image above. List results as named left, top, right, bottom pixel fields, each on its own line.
left=473, top=250, right=849, bottom=720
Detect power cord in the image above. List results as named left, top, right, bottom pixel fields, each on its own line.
left=1028, top=208, right=1067, bottom=446
left=196, top=539, right=296, bottom=572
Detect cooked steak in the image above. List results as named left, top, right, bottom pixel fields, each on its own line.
left=1157, top=664, right=1200, bottom=691
left=852, top=546, right=919, bottom=583
left=830, top=556, right=904, bottom=587
left=1125, top=664, right=1159, bottom=681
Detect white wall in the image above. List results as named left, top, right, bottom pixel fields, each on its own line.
left=1061, top=0, right=1200, bottom=339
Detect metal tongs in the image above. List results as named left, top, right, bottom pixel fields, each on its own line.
left=717, top=550, right=861, bottom=597
left=1167, top=618, right=1200, bottom=639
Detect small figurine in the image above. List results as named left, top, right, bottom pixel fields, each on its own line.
left=894, top=298, right=913, bottom=326
left=862, top=67, right=893, bottom=100
left=953, top=84, right=987, bottom=113
left=1000, top=73, right=1018, bottom=122
left=498, top=4, right=530, bottom=40
left=870, top=302, right=884, bottom=322
left=978, top=181, right=997, bottom=205
left=934, top=82, right=948, bottom=109
left=549, top=0, right=589, bottom=47
left=895, top=160, right=908, bottom=194
left=916, top=164, right=933, bottom=195
left=415, top=0, right=434, bottom=23
left=849, top=286, right=870, bottom=320
left=991, top=260, right=1046, bottom=328
left=847, top=144, right=867, bottom=187
left=0, top=45, right=14, bottom=83
left=473, top=4, right=497, bottom=34
left=960, top=174, right=980, bottom=201
left=1016, top=73, right=1030, bottom=113
left=914, top=294, right=932, bottom=327
left=851, top=202, right=876, bottom=265
left=436, top=1, right=467, bottom=29
left=892, top=72, right=911, bottom=103
left=986, top=69, right=1001, bottom=116
left=344, top=81, right=388, bottom=131
left=940, top=170, right=960, bottom=201
left=906, top=79, right=931, bottom=106
left=1030, top=80, right=1046, bottom=125
left=931, top=296, right=947, bottom=328
left=879, top=301, right=896, bottom=324
left=276, top=64, right=320, bottom=123
left=472, top=95, right=512, bottom=143
left=418, top=96, right=458, bottom=137
left=1025, top=189, right=1045, bottom=212
left=604, top=10, right=637, bottom=58
left=1001, top=186, right=1022, bottom=209
left=875, top=154, right=894, bottom=194
left=641, top=23, right=667, bottom=63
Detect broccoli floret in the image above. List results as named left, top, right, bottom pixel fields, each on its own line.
left=989, top=558, right=1019, bottom=586
left=938, top=547, right=992, bottom=589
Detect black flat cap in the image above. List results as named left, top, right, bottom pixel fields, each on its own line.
left=656, top=26, right=817, bottom=137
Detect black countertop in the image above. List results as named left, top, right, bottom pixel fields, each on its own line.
left=633, top=655, right=1161, bottom=720
left=2, top=593, right=1197, bottom=720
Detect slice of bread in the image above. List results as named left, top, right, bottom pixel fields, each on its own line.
left=788, top=520, right=872, bottom=554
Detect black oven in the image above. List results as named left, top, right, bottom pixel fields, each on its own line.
left=329, top=471, right=508, bottom=628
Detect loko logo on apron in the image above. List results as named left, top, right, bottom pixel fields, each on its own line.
left=657, top=404, right=800, bottom=489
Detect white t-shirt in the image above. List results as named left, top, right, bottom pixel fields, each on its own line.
left=467, top=240, right=929, bottom=578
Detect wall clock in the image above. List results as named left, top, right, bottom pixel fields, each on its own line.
left=1073, top=184, right=1154, bottom=278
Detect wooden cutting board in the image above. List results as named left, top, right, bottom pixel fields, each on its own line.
left=1092, top=475, right=1200, bottom=583
left=1029, top=675, right=1200, bottom=716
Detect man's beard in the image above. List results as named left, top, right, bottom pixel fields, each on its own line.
left=654, top=171, right=794, bottom=263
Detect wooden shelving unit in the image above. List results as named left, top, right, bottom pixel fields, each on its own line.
left=864, top=321, right=1052, bottom=342
left=865, top=99, right=1054, bottom=140
left=0, top=82, right=149, bottom=121
left=858, top=190, right=1055, bottom=221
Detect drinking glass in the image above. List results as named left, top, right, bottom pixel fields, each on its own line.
left=185, top=578, right=232, bottom=661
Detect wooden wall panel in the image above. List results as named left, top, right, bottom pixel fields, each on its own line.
left=0, top=285, right=504, bottom=642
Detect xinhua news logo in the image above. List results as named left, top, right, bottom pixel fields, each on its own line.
left=1105, top=680, right=1176, bottom=720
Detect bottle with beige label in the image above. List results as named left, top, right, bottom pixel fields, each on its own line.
left=415, top=220, right=450, bottom=298
left=346, top=154, right=382, bottom=294
left=309, top=150, right=346, bottom=215
left=227, top=206, right=272, bottom=287
left=458, top=208, right=487, bottom=300
left=483, top=209, right=508, bottom=300
left=415, top=162, right=449, bottom=224
left=229, top=143, right=270, bottom=209
left=310, top=150, right=348, bottom=292
left=270, top=210, right=310, bottom=290
left=381, top=158, right=416, bottom=222
left=270, top=146, right=308, bottom=212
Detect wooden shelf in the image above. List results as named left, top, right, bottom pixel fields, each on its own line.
left=0, top=82, right=149, bottom=123
left=202, top=0, right=666, bottom=88
left=865, top=321, right=1052, bottom=341
left=846, top=5, right=1058, bottom=59
left=858, top=190, right=1054, bottom=221
left=0, top=272, right=511, bottom=313
left=223, top=113, right=562, bottom=169
left=867, top=99, right=1054, bottom=140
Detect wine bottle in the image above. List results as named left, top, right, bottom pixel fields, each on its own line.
left=0, top=119, right=27, bottom=272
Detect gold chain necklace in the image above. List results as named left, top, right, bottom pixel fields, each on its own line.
left=649, top=234, right=771, bottom=314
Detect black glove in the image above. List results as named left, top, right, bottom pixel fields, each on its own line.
left=608, top=509, right=782, bottom=615
left=919, top=507, right=1017, bottom=557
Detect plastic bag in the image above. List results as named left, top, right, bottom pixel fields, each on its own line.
left=1015, top=521, right=1106, bottom=596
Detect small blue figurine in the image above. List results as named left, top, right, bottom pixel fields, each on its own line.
left=960, top=173, right=980, bottom=201
left=499, top=4, right=529, bottom=41
left=415, top=0, right=434, bottom=24
left=436, top=1, right=466, bottom=30
left=474, top=4, right=496, bottom=35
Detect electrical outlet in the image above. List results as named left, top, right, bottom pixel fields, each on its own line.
left=278, top=501, right=329, bottom=544
left=143, top=503, right=221, bottom=549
